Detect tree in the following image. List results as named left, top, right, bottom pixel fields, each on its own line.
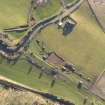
left=51, top=79, right=55, bottom=87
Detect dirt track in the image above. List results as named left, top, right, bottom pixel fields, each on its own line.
left=88, top=0, right=105, bottom=32
left=90, top=71, right=105, bottom=100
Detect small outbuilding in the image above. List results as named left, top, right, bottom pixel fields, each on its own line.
left=46, top=52, right=75, bottom=72
left=46, top=52, right=65, bottom=68
left=63, top=19, right=76, bottom=36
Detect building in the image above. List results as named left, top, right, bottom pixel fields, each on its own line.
left=63, top=19, right=76, bottom=36
left=46, top=52, right=75, bottom=72
left=46, top=52, right=65, bottom=68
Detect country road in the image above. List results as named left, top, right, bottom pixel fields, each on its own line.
left=0, top=0, right=83, bottom=60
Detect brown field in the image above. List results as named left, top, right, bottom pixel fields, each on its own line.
left=90, top=71, right=105, bottom=100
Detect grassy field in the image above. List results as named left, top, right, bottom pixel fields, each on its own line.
left=0, top=0, right=75, bottom=29
left=33, top=0, right=60, bottom=21
left=0, top=0, right=30, bottom=29
left=65, top=0, right=76, bottom=3
left=0, top=0, right=105, bottom=105
left=0, top=54, right=105, bottom=105
left=33, top=0, right=75, bottom=21
left=0, top=0, right=61, bottom=29
left=0, top=0, right=75, bottom=38
left=36, top=0, right=105, bottom=80
left=0, top=56, right=84, bottom=105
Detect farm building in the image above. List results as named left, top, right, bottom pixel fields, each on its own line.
left=63, top=19, right=76, bottom=36
left=47, top=52, right=65, bottom=68
left=46, top=52, right=75, bottom=72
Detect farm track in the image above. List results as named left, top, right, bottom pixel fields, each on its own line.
left=88, top=0, right=105, bottom=33
left=0, top=0, right=83, bottom=60
left=89, top=71, right=105, bottom=100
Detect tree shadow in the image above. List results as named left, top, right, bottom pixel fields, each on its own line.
left=38, top=71, right=44, bottom=79
left=27, top=66, right=33, bottom=75
left=50, top=79, right=56, bottom=88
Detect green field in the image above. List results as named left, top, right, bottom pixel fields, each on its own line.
left=34, top=0, right=75, bottom=20
left=0, top=0, right=30, bottom=29
left=0, top=54, right=105, bottom=105
left=36, top=0, right=105, bottom=80
left=33, top=0, right=60, bottom=21
left=0, top=0, right=105, bottom=105
left=65, top=0, right=76, bottom=3
left=0, top=54, right=85, bottom=104
left=0, top=0, right=74, bottom=37
left=0, top=0, right=59, bottom=29
left=0, top=0, right=74, bottom=29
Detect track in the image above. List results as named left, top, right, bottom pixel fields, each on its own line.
left=88, top=0, right=105, bottom=33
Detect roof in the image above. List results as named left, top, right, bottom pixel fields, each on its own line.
left=47, top=52, right=65, bottom=68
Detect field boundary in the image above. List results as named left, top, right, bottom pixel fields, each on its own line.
left=89, top=70, right=105, bottom=100
left=0, top=75, right=74, bottom=105
left=87, top=0, right=105, bottom=33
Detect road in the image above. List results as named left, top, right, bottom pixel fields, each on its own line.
left=0, top=0, right=83, bottom=60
